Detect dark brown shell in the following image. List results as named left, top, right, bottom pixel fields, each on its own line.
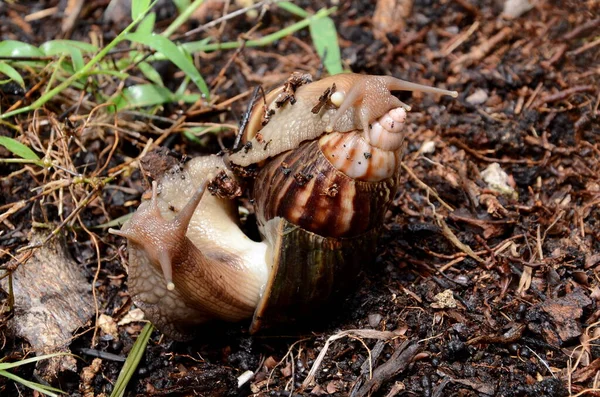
left=252, top=139, right=399, bottom=238
left=248, top=137, right=400, bottom=333
left=250, top=217, right=379, bottom=333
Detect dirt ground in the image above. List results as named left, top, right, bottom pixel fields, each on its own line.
left=1, top=0, right=599, bottom=396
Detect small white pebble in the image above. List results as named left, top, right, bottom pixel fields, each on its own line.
left=431, top=289, right=457, bottom=309
left=466, top=89, right=489, bottom=105
left=237, top=370, right=254, bottom=388
left=481, top=163, right=518, bottom=199
left=502, top=0, right=534, bottom=19
left=368, top=313, right=383, bottom=328
left=420, top=140, right=436, bottom=155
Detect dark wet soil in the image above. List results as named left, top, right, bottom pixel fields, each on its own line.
left=1, top=0, right=599, bottom=396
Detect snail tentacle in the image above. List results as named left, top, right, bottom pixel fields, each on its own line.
left=110, top=180, right=192, bottom=290
left=325, top=78, right=365, bottom=133
left=381, top=75, right=458, bottom=98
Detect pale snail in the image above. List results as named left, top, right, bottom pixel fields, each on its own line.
left=110, top=73, right=457, bottom=340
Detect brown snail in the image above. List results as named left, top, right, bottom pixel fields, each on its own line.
left=110, top=73, right=457, bottom=340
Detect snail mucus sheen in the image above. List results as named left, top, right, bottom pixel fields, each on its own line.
left=111, top=73, right=457, bottom=339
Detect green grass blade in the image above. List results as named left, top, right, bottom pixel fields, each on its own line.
left=0, top=353, right=71, bottom=370
left=0, top=136, right=41, bottom=161
left=278, top=2, right=310, bottom=17
left=138, top=61, right=164, bottom=85
left=0, top=40, right=45, bottom=57
left=136, top=12, right=156, bottom=35
left=0, top=0, right=159, bottom=121
left=161, top=0, right=204, bottom=38
left=182, top=7, right=337, bottom=53
left=125, top=32, right=209, bottom=98
left=132, top=0, right=151, bottom=20
left=0, top=61, right=25, bottom=87
left=110, top=323, right=154, bottom=397
left=0, top=370, right=64, bottom=396
left=93, top=213, right=133, bottom=229
left=309, top=16, right=343, bottom=75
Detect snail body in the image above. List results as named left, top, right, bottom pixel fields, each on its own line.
left=112, top=73, right=457, bottom=339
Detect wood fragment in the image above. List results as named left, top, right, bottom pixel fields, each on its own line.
left=441, top=21, right=480, bottom=57
left=451, top=0, right=479, bottom=16
left=451, top=27, right=512, bottom=73
left=466, top=323, right=526, bottom=345
left=570, top=358, right=600, bottom=383
left=401, top=162, right=454, bottom=212
left=353, top=339, right=419, bottom=397
left=437, top=215, right=486, bottom=264
left=25, top=7, right=59, bottom=22
left=302, top=329, right=398, bottom=389
left=373, top=0, right=413, bottom=38
left=563, top=18, right=600, bottom=40
left=61, top=0, right=85, bottom=35
left=534, top=85, right=595, bottom=108
left=569, top=37, right=600, bottom=56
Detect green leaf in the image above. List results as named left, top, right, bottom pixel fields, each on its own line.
left=39, top=40, right=97, bottom=54
left=0, top=40, right=44, bottom=57
left=0, top=61, right=25, bottom=87
left=125, top=32, right=209, bottom=98
left=0, top=136, right=40, bottom=161
left=112, top=84, right=174, bottom=110
left=110, top=323, right=153, bottom=397
left=173, top=0, right=192, bottom=14
left=138, top=61, right=164, bottom=85
left=310, top=16, right=343, bottom=75
left=40, top=42, right=85, bottom=72
left=132, top=0, right=151, bottom=20
left=136, top=12, right=156, bottom=35
left=161, top=0, right=205, bottom=38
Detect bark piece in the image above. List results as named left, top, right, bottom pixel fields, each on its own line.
left=2, top=232, right=94, bottom=381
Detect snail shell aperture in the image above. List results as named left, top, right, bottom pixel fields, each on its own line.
left=110, top=73, right=457, bottom=339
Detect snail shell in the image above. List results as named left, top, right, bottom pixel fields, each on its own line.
left=111, top=73, right=457, bottom=339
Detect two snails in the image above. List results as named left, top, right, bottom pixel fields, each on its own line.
left=110, top=73, right=457, bottom=339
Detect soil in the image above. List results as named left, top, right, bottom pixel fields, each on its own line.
left=1, top=0, right=599, bottom=396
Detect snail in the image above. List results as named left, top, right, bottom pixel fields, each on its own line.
left=110, top=73, right=457, bottom=340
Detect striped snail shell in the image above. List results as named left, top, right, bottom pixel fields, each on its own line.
left=110, top=73, right=457, bottom=339
left=235, top=73, right=456, bottom=332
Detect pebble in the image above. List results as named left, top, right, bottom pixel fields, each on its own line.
left=466, top=88, right=489, bottom=105
left=368, top=313, right=383, bottom=327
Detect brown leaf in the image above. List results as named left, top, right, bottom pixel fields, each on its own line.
left=541, top=289, right=593, bottom=342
